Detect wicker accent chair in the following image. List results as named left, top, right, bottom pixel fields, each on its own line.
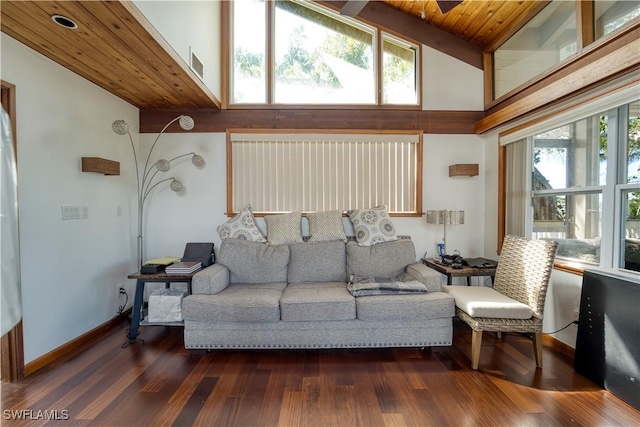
left=446, top=235, right=558, bottom=370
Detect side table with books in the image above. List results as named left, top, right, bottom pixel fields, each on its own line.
left=124, top=266, right=201, bottom=346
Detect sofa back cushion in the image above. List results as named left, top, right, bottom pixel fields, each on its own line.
left=288, top=240, right=347, bottom=283
left=218, top=239, right=290, bottom=284
left=346, top=239, right=416, bottom=279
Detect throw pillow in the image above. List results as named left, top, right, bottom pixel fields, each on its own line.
left=347, top=204, right=398, bottom=246
left=217, top=204, right=266, bottom=243
left=265, top=211, right=303, bottom=245
left=307, top=210, right=347, bottom=242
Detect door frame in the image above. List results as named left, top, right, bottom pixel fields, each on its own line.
left=1, top=79, right=25, bottom=382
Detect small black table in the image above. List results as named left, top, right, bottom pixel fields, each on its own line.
left=422, top=258, right=497, bottom=286
left=124, top=270, right=197, bottom=346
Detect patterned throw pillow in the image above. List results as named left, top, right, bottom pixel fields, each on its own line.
left=307, top=210, right=347, bottom=242
left=265, top=211, right=304, bottom=245
left=217, top=205, right=266, bottom=243
left=347, top=205, right=398, bottom=246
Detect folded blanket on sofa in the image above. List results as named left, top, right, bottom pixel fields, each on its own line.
left=347, top=273, right=427, bottom=297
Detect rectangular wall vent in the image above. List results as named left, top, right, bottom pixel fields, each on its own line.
left=190, top=47, right=204, bottom=81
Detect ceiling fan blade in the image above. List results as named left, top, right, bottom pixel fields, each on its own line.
left=340, top=0, right=369, bottom=17
left=436, top=0, right=463, bottom=14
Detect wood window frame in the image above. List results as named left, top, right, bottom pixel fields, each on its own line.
left=226, top=129, right=423, bottom=217
left=224, top=0, right=422, bottom=110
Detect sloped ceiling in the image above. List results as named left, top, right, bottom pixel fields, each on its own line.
left=1, top=0, right=545, bottom=110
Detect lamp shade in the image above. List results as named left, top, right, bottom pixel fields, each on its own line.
left=426, top=210, right=464, bottom=225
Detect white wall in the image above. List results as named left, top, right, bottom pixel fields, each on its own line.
left=1, top=34, right=139, bottom=363
left=133, top=0, right=221, bottom=100
left=422, top=45, right=484, bottom=111
left=138, top=131, right=487, bottom=288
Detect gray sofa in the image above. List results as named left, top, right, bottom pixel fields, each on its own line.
left=182, top=238, right=455, bottom=350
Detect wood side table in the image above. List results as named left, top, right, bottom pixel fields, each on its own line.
left=422, top=258, right=497, bottom=286
left=125, top=270, right=198, bottom=346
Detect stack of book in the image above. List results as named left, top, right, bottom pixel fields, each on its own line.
left=165, top=261, right=202, bottom=275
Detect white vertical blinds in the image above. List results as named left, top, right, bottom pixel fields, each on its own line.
left=229, top=132, right=421, bottom=214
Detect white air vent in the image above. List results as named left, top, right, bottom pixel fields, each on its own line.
left=190, top=47, right=204, bottom=81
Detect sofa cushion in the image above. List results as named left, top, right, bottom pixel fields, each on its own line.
left=444, top=286, right=532, bottom=319
left=216, top=204, right=266, bottom=243
left=218, top=239, right=290, bottom=284
left=288, top=240, right=347, bottom=283
left=347, top=239, right=416, bottom=279
left=307, top=210, right=347, bottom=243
left=265, top=211, right=303, bottom=245
left=183, top=283, right=287, bottom=323
left=280, top=282, right=356, bottom=321
left=347, top=204, right=398, bottom=246
left=356, top=292, right=454, bottom=321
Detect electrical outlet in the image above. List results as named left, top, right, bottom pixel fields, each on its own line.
left=572, top=308, right=580, bottom=322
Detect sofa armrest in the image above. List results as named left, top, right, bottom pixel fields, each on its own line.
left=191, top=264, right=229, bottom=295
left=406, top=263, right=443, bottom=292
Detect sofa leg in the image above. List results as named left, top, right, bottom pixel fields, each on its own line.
left=471, top=330, right=483, bottom=370
left=533, top=332, right=543, bottom=368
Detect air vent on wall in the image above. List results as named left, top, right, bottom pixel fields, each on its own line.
left=190, top=47, right=204, bottom=81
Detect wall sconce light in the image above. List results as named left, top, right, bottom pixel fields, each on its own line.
left=112, top=115, right=204, bottom=269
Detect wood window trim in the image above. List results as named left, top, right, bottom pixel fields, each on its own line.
left=481, top=2, right=639, bottom=124
left=225, top=0, right=422, bottom=109
left=225, top=128, right=423, bottom=217
left=477, top=23, right=639, bottom=134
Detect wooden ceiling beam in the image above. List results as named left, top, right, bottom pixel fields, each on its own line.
left=316, top=0, right=483, bottom=69
left=140, top=108, right=484, bottom=135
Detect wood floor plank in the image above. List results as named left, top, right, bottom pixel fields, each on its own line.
left=2, top=318, right=639, bottom=426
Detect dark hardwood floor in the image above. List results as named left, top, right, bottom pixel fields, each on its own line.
left=2, top=319, right=639, bottom=426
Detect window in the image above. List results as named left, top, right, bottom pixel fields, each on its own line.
left=493, top=0, right=577, bottom=100
left=532, top=115, right=604, bottom=264
left=619, top=100, right=640, bottom=271
left=231, top=0, right=266, bottom=104
left=503, top=93, right=640, bottom=274
left=230, top=0, right=419, bottom=106
left=594, top=0, right=640, bottom=40
left=382, top=35, right=418, bottom=105
left=227, top=131, right=422, bottom=215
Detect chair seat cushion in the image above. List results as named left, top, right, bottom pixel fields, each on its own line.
left=444, top=286, right=532, bottom=319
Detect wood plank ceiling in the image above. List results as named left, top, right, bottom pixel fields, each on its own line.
left=0, top=1, right=219, bottom=110
left=1, top=0, right=545, bottom=110
left=381, top=0, right=548, bottom=49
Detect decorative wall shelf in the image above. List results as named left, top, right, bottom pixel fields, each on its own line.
left=82, top=157, right=120, bottom=175
left=449, top=163, right=478, bottom=177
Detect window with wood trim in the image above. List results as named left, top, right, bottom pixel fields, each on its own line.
left=229, top=0, right=420, bottom=107
left=227, top=131, right=422, bottom=216
left=499, top=89, right=640, bottom=274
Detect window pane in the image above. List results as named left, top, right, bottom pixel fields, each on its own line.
left=232, top=0, right=266, bottom=103
left=624, top=189, right=640, bottom=272
left=594, top=0, right=640, bottom=40
left=533, top=114, right=606, bottom=190
left=628, top=100, right=640, bottom=184
left=382, top=35, right=418, bottom=105
left=493, top=0, right=577, bottom=100
left=533, top=193, right=602, bottom=264
left=273, top=1, right=374, bottom=104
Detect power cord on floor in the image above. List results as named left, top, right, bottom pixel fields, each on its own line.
left=116, top=287, right=128, bottom=317
left=545, top=320, right=579, bottom=335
